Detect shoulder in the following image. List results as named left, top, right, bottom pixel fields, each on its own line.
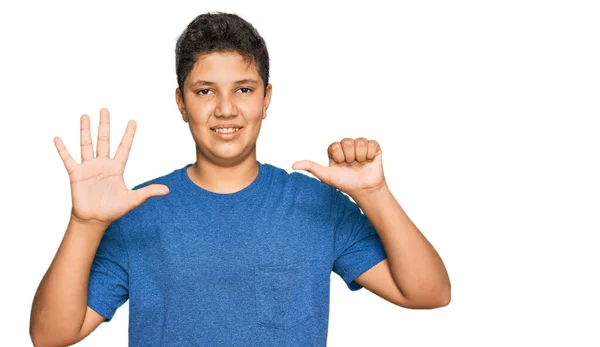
left=266, top=162, right=331, bottom=191
left=264, top=162, right=336, bottom=208
left=120, top=166, right=184, bottom=221
left=267, top=164, right=358, bottom=219
left=131, top=167, right=179, bottom=191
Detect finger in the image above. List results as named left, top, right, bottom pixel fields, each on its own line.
left=114, top=120, right=137, bottom=167
left=54, top=136, right=77, bottom=174
left=366, top=140, right=382, bottom=160
left=132, top=184, right=170, bottom=206
left=340, top=138, right=355, bottom=163
left=355, top=137, right=368, bottom=162
left=80, top=114, right=94, bottom=162
left=292, top=160, right=331, bottom=184
left=327, top=142, right=345, bottom=164
left=96, top=108, right=111, bottom=158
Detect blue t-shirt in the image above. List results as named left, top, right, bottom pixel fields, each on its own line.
left=87, top=160, right=387, bottom=346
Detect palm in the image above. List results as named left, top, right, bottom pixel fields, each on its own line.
left=70, top=158, right=132, bottom=223
left=327, top=155, right=384, bottom=194
left=292, top=138, right=387, bottom=197
left=54, top=108, right=169, bottom=225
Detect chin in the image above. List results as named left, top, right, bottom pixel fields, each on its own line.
left=211, top=149, right=247, bottom=162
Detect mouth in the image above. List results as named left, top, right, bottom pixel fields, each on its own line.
left=210, top=126, right=242, bottom=133
left=210, top=126, right=243, bottom=138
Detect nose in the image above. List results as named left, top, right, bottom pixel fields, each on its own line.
left=215, top=93, right=238, bottom=118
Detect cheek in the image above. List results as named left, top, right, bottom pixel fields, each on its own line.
left=245, top=103, right=266, bottom=121
left=185, top=105, right=210, bottom=124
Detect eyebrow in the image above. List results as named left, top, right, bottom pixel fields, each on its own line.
left=191, top=78, right=260, bottom=87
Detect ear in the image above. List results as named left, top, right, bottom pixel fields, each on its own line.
left=175, top=87, right=188, bottom=123
left=262, top=83, right=272, bottom=120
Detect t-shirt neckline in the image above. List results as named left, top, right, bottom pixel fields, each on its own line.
left=178, top=160, right=267, bottom=202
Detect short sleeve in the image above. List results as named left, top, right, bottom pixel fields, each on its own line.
left=87, top=218, right=129, bottom=322
left=331, top=188, right=387, bottom=291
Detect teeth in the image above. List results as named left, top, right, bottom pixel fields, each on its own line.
left=213, top=127, right=240, bottom=133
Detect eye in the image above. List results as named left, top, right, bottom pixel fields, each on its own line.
left=239, top=87, right=253, bottom=93
left=196, top=89, right=213, bottom=95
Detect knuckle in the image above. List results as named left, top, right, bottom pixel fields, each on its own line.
left=119, top=141, right=131, bottom=151
left=356, top=138, right=368, bottom=147
left=340, top=138, right=353, bottom=146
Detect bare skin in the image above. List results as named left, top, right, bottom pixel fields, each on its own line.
left=29, top=108, right=169, bottom=346
left=175, top=51, right=272, bottom=193
left=30, top=51, right=272, bottom=346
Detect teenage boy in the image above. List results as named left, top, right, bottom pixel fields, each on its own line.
left=30, top=12, right=450, bottom=347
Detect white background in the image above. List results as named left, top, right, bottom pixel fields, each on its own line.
left=1, top=0, right=599, bottom=346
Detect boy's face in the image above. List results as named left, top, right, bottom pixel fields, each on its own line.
left=176, top=51, right=272, bottom=163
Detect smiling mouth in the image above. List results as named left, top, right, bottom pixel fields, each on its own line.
left=211, top=127, right=242, bottom=134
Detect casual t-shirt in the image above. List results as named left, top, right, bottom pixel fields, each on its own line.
left=87, top=160, right=387, bottom=346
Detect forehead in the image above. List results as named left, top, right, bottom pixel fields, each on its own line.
left=187, top=51, right=261, bottom=85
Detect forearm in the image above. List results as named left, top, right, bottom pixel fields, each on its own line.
left=30, top=214, right=107, bottom=346
left=353, top=183, right=451, bottom=305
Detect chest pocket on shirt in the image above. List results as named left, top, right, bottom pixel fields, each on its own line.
left=255, top=261, right=316, bottom=330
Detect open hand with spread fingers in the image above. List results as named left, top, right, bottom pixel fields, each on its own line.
left=54, top=108, right=170, bottom=227
left=292, top=137, right=387, bottom=198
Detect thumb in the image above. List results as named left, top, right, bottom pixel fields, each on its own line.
left=133, top=184, right=170, bottom=206
left=292, top=160, right=330, bottom=183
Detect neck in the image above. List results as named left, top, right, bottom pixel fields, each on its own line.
left=186, top=153, right=259, bottom=194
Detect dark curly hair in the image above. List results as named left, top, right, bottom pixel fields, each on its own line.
left=175, top=12, right=270, bottom=101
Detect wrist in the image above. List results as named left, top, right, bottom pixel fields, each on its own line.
left=350, top=180, right=390, bottom=201
left=69, top=210, right=110, bottom=232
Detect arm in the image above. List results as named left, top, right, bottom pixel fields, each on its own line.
left=352, top=182, right=451, bottom=308
left=292, top=137, right=450, bottom=309
left=30, top=109, right=169, bottom=346
left=29, top=214, right=108, bottom=346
